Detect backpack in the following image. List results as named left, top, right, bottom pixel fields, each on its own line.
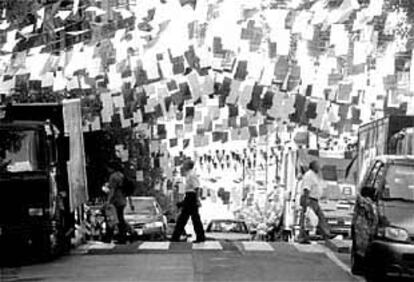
left=122, top=176, right=135, bottom=197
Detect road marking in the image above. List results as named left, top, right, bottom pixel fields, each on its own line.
left=78, top=241, right=115, bottom=250
left=192, top=241, right=223, bottom=250
left=292, top=242, right=325, bottom=253
left=138, top=242, right=170, bottom=250
left=241, top=241, right=274, bottom=252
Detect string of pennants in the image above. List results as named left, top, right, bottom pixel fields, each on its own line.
left=0, top=0, right=412, bottom=155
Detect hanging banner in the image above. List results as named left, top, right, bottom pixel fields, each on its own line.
left=62, top=99, right=88, bottom=212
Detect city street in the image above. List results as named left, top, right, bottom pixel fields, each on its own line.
left=1, top=241, right=360, bottom=282
left=2, top=0, right=414, bottom=281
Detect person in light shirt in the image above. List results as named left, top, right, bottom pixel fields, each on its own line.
left=298, top=160, right=335, bottom=243
left=171, top=159, right=205, bottom=243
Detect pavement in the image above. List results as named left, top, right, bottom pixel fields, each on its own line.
left=325, top=238, right=352, bottom=254
left=1, top=241, right=362, bottom=282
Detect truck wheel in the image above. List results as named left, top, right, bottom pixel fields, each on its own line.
left=364, top=250, right=387, bottom=282
left=39, top=224, right=66, bottom=261
left=39, top=231, right=58, bottom=261
left=159, top=227, right=167, bottom=241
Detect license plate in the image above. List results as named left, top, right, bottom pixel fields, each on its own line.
left=135, top=229, right=143, bottom=236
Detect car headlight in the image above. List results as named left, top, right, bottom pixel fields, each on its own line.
left=378, top=227, right=409, bottom=243
left=145, top=222, right=164, bottom=229
left=28, top=208, right=44, bottom=216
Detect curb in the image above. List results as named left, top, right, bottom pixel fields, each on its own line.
left=325, top=239, right=351, bottom=254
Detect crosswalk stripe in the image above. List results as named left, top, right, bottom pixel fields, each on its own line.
left=292, top=242, right=326, bottom=253
left=78, top=242, right=116, bottom=250
left=77, top=240, right=336, bottom=253
left=192, top=241, right=223, bottom=250
left=138, top=242, right=170, bottom=250
left=241, top=241, right=274, bottom=252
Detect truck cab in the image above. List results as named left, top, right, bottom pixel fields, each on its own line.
left=0, top=103, right=85, bottom=263
left=0, top=121, right=71, bottom=263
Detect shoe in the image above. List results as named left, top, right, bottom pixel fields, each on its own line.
left=324, top=234, right=338, bottom=240
left=193, top=239, right=205, bottom=244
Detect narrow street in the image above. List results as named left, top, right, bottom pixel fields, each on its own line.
left=1, top=241, right=360, bottom=282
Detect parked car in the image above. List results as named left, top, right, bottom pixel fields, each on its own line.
left=124, top=197, right=167, bottom=241
left=320, top=200, right=354, bottom=238
left=205, top=219, right=252, bottom=241
left=351, top=156, right=414, bottom=281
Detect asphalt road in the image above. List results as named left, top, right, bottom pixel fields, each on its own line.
left=1, top=241, right=360, bottom=282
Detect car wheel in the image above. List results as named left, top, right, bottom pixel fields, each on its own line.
left=159, top=226, right=167, bottom=241
left=364, top=250, right=387, bottom=282
left=350, top=243, right=364, bottom=275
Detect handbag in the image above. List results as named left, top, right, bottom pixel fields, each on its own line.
left=103, top=203, right=119, bottom=228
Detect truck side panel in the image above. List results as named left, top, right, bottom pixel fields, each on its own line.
left=357, top=115, right=414, bottom=184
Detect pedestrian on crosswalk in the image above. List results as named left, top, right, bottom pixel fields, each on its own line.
left=298, top=160, right=336, bottom=244
left=102, top=161, right=128, bottom=244
left=171, top=159, right=206, bottom=243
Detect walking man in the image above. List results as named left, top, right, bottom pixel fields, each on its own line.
left=298, top=160, right=335, bottom=243
left=103, top=161, right=128, bottom=244
left=171, top=159, right=205, bottom=243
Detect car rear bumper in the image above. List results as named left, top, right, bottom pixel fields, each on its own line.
left=366, top=240, right=414, bottom=277
left=131, top=226, right=164, bottom=238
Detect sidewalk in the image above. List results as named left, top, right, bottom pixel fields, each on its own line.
left=325, top=238, right=351, bottom=254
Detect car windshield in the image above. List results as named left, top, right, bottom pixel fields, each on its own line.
left=208, top=221, right=248, bottom=233
left=125, top=199, right=157, bottom=215
left=0, top=129, right=42, bottom=173
left=384, top=164, right=414, bottom=201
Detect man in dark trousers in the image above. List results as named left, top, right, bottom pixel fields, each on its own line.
left=103, top=161, right=128, bottom=244
left=298, top=160, right=336, bottom=244
left=171, top=159, right=205, bottom=243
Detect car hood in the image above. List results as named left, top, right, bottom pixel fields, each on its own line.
left=124, top=214, right=157, bottom=224
left=206, top=232, right=252, bottom=241
left=381, top=201, right=414, bottom=235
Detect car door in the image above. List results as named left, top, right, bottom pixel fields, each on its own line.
left=353, top=161, right=382, bottom=256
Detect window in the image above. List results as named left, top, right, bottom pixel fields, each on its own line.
left=364, top=161, right=382, bottom=188
left=373, top=165, right=385, bottom=191
left=207, top=221, right=248, bottom=233
left=125, top=199, right=156, bottom=215
left=0, top=129, right=45, bottom=172
left=384, top=164, right=414, bottom=200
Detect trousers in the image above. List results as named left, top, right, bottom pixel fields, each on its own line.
left=172, top=192, right=205, bottom=241
left=105, top=204, right=127, bottom=242
left=299, top=195, right=331, bottom=239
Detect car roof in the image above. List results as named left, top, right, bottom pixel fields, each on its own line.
left=374, top=155, right=414, bottom=165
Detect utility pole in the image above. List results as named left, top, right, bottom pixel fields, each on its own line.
left=265, top=131, right=268, bottom=194
left=275, top=126, right=279, bottom=181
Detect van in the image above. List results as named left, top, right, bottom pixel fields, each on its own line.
left=351, top=156, right=414, bottom=281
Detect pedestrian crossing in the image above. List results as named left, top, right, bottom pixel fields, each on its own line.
left=139, top=242, right=171, bottom=250
left=74, top=240, right=330, bottom=255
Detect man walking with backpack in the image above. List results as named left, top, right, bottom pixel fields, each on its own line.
left=103, top=161, right=129, bottom=244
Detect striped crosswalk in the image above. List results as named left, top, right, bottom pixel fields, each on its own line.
left=192, top=241, right=223, bottom=250
left=75, top=240, right=332, bottom=255
left=241, top=241, right=274, bottom=252
left=139, top=242, right=170, bottom=250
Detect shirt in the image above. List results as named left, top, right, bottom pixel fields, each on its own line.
left=301, top=169, right=323, bottom=200
left=184, top=171, right=200, bottom=193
